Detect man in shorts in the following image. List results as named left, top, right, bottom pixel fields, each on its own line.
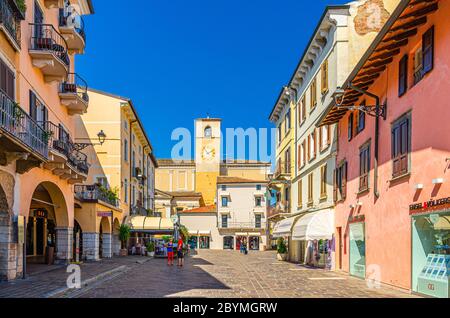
left=177, top=237, right=184, bottom=267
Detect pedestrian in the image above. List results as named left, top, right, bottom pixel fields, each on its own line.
left=166, top=238, right=174, bottom=266
left=177, top=237, right=184, bottom=267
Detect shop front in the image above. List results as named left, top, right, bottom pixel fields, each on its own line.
left=349, top=222, right=366, bottom=279
left=411, top=201, right=450, bottom=298
left=223, top=236, right=234, bottom=249
left=199, top=233, right=211, bottom=249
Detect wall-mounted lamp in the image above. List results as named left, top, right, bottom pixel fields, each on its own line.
left=349, top=204, right=356, bottom=209
left=432, top=178, right=444, bottom=185
left=356, top=201, right=363, bottom=207
left=415, top=183, right=424, bottom=190
left=74, top=130, right=107, bottom=151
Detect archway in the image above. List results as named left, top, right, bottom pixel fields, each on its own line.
left=99, top=216, right=111, bottom=259
left=112, top=218, right=121, bottom=256
left=0, top=184, right=11, bottom=280
left=27, top=182, right=69, bottom=266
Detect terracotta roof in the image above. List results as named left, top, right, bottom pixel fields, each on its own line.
left=180, top=205, right=217, bottom=213
left=217, top=176, right=267, bottom=184
left=157, top=159, right=195, bottom=166
left=169, top=191, right=202, bottom=198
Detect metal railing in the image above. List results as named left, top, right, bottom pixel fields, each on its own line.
left=0, top=92, right=48, bottom=158
left=267, top=201, right=290, bottom=218
left=0, top=0, right=22, bottom=47
left=274, top=160, right=291, bottom=178
left=131, top=203, right=148, bottom=216
left=59, top=7, right=85, bottom=42
left=29, top=23, right=70, bottom=66
left=39, top=121, right=88, bottom=175
left=74, top=184, right=120, bottom=207
left=60, top=73, right=89, bottom=103
left=218, top=221, right=266, bottom=229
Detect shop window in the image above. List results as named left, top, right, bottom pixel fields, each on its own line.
left=399, top=54, right=408, bottom=96
left=359, top=143, right=370, bottom=192
left=391, top=115, right=410, bottom=178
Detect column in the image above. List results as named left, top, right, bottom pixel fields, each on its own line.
left=102, top=233, right=112, bottom=258
left=32, top=218, right=37, bottom=256
left=0, top=213, right=18, bottom=280
left=112, top=234, right=120, bottom=256
left=55, top=227, right=73, bottom=264
left=82, top=232, right=99, bottom=261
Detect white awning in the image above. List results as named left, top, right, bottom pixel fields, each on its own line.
left=248, top=232, right=261, bottom=236
left=198, top=230, right=211, bottom=236
left=292, top=209, right=334, bottom=241
left=272, top=216, right=298, bottom=238
left=128, top=216, right=174, bottom=233
left=188, top=230, right=199, bottom=235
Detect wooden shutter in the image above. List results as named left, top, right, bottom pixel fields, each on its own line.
left=0, top=59, right=15, bottom=100
left=307, top=137, right=310, bottom=162
left=29, top=91, right=37, bottom=121
left=311, top=79, right=317, bottom=108
left=321, top=59, right=328, bottom=93
left=302, top=96, right=306, bottom=121
left=342, top=162, right=347, bottom=200
left=326, top=125, right=331, bottom=145
left=312, top=130, right=317, bottom=158
left=321, top=164, right=327, bottom=197
left=399, top=55, right=408, bottom=96
left=422, top=26, right=434, bottom=74
left=359, top=146, right=370, bottom=191
left=333, top=168, right=338, bottom=202
left=298, top=179, right=302, bottom=207
left=348, top=113, right=353, bottom=141
left=392, top=117, right=409, bottom=177
left=399, top=119, right=409, bottom=175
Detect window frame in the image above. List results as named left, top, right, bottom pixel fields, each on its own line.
left=391, top=113, right=411, bottom=179
left=398, top=54, right=408, bottom=97
left=359, top=141, right=371, bottom=192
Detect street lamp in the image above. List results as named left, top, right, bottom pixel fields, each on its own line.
left=74, top=130, right=107, bottom=151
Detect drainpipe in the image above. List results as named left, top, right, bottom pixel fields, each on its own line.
left=130, top=120, right=137, bottom=215
left=143, top=144, right=149, bottom=213
left=349, top=84, right=381, bottom=199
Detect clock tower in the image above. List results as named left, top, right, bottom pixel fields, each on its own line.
left=195, top=118, right=221, bottom=205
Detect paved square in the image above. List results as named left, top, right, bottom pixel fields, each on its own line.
left=76, top=250, right=418, bottom=298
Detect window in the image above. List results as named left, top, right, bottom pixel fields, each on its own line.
left=308, top=173, right=313, bottom=205
left=221, top=215, right=228, bottom=228
left=277, top=125, right=281, bottom=144
left=221, top=185, right=227, bottom=191
left=221, top=196, right=228, bottom=207
left=0, top=58, right=15, bottom=99
left=29, top=91, right=47, bottom=125
left=132, top=150, right=135, bottom=173
left=321, top=59, right=329, bottom=94
left=301, top=95, right=306, bottom=122
left=285, top=109, right=291, bottom=134
left=124, top=179, right=128, bottom=203
left=319, top=125, right=331, bottom=150
left=124, top=139, right=128, bottom=161
left=310, top=78, right=317, bottom=110
left=124, top=120, right=128, bottom=131
left=348, top=113, right=354, bottom=141
left=256, top=184, right=261, bottom=191
left=255, top=214, right=262, bottom=228
left=413, top=47, right=423, bottom=85
left=131, top=185, right=135, bottom=205
left=301, top=140, right=306, bottom=167
left=357, top=106, right=365, bottom=134
left=399, top=55, right=408, bottom=96
left=392, top=115, right=410, bottom=178
left=255, top=196, right=262, bottom=207
left=320, top=164, right=327, bottom=199
left=96, top=177, right=108, bottom=188
left=422, top=26, right=434, bottom=75
left=284, top=148, right=291, bottom=174
left=297, top=179, right=303, bottom=208
left=285, top=187, right=290, bottom=203
left=297, top=144, right=302, bottom=170
left=359, top=143, right=370, bottom=192
left=309, top=131, right=316, bottom=161
left=204, top=126, right=212, bottom=138
left=334, top=161, right=347, bottom=202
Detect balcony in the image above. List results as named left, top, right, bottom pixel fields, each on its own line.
left=29, top=23, right=69, bottom=83
left=74, top=184, right=120, bottom=208
left=59, top=73, right=89, bottom=115
left=218, top=221, right=266, bottom=230
left=40, top=121, right=89, bottom=183
left=58, top=8, right=86, bottom=53
left=267, top=201, right=290, bottom=219
left=274, top=160, right=291, bottom=179
left=0, top=92, right=48, bottom=173
left=131, top=202, right=148, bottom=216
left=0, top=0, right=25, bottom=50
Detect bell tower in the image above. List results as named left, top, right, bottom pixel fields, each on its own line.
left=194, top=118, right=221, bottom=205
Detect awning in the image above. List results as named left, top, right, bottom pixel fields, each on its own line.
left=198, top=230, right=211, bottom=236
left=128, top=216, right=174, bottom=233
left=248, top=232, right=261, bottom=236
left=188, top=230, right=199, bottom=235
left=272, top=215, right=298, bottom=238
left=292, top=209, right=334, bottom=241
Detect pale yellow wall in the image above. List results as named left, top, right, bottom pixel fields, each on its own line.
left=155, top=167, right=195, bottom=192
left=222, top=167, right=270, bottom=180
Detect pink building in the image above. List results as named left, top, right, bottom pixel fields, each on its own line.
left=319, top=0, right=450, bottom=297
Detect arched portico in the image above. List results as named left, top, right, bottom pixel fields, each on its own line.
left=112, top=218, right=121, bottom=256
left=0, top=183, right=13, bottom=280
left=99, top=216, right=112, bottom=258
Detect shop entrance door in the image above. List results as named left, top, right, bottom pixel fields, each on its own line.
left=337, top=227, right=343, bottom=270
left=349, top=222, right=366, bottom=279
left=249, top=236, right=259, bottom=250
left=223, top=236, right=234, bottom=250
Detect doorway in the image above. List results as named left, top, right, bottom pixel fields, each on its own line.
left=337, top=227, right=343, bottom=270
left=223, top=236, right=234, bottom=250
left=349, top=222, right=366, bottom=279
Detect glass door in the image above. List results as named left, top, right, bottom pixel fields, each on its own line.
left=349, top=222, right=366, bottom=279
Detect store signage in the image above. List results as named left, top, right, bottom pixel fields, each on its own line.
left=34, top=209, right=47, bottom=218
left=348, top=214, right=365, bottom=223
left=97, top=211, right=112, bottom=217
left=18, top=216, right=24, bottom=245
left=409, top=197, right=450, bottom=214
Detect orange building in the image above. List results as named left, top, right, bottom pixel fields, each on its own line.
left=0, top=0, right=94, bottom=280
left=319, top=0, right=450, bottom=297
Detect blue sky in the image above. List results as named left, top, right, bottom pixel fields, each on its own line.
left=77, top=0, right=348, bottom=159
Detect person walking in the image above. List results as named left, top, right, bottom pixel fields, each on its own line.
left=166, top=238, right=174, bottom=266
left=177, top=237, right=184, bottom=267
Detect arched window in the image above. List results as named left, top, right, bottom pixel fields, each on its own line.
left=204, top=126, right=212, bottom=138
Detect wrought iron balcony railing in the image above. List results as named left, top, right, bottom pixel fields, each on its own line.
left=74, top=184, right=120, bottom=208
left=58, top=7, right=85, bottom=42
left=39, top=121, right=89, bottom=175
left=0, top=92, right=48, bottom=158
left=0, top=0, right=23, bottom=48
left=267, top=201, right=290, bottom=218
left=29, top=23, right=70, bottom=66
left=131, top=203, right=148, bottom=216
left=274, top=160, right=291, bottom=179
left=60, top=72, right=89, bottom=103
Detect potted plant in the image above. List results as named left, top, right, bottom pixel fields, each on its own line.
left=276, top=237, right=287, bottom=261
left=146, top=241, right=155, bottom=257
left=119, top=224, right=130, bottom=256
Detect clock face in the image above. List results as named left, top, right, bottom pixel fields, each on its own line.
left=202, top=145, right=216, bottom=161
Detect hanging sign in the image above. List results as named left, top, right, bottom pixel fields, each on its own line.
left=34, top=209, right=48, bottom=218
left=18, top=216, right=25, bottom=245
left=97, top=211, right=112, bottom=217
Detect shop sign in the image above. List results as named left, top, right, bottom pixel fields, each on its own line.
left=18, top=216, right=24, bottom=245
left=348, top=214, right=365, bottom=224
left=409, top=197, right=450, bottom=215
left=97, top=211, right=112, bottom=217
left=34, top=209, right=47, bottom=218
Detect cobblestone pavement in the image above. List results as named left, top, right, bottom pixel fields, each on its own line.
left=77, top=250, right=419, bottom=298
left=0, top=256, right=148, bottom=298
